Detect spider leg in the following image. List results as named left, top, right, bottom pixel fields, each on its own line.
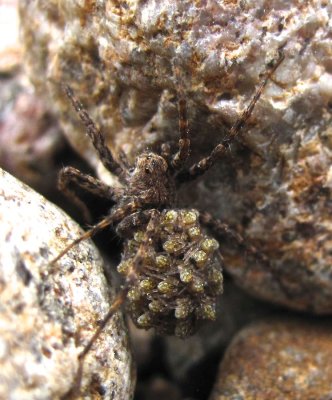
left=177, top=50, right=285, bottom=183
left=118, top=148, right=131, bottom=171
left=50, top=214, right=115, bottom=265
left=200, top=211, right=269, bottom=265
left=171, top=97, right=191, bottom=169
left=116, top=210, right=155, bottom=238
left=68, top=210, right=160, bottom=397
left=79, top=209, right=160, bottom=357
left=64, top=85, right=124, bottom=177
left=78, top=287, right=129, bottom=361
left=160, top=142, right=171, bottom=162
left=58, top=166, right=123, bottom=222
left=200, top=211, right=293, bottom=298
left=50, top=197, right=152, bottom=265
left=62, top=287, right=129, bottom=400
left=170, top=58, right=192, bottom=170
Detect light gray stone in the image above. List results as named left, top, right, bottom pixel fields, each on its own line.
left=0, top=168, right=134, bottom=399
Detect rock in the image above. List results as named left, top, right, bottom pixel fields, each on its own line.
left=0, top=84, right=66, bottom=194
left=0, top=168, right=134, bottom=399
left=135, top=376, right=182, bottom=400
left=0, top=0, right=66, bottom=197
left=210, top=317, right=332, bottom=400
left=164, top=280, right=274, bottom=388
left=0, top=0, right=21, bottom=74
left=18, top=1, right=332, bottom=312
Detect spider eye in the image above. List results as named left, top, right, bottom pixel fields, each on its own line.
left=145, top=167, right=151, bottom=174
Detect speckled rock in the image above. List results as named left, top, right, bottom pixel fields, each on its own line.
left=210, top=317, right=332, bottom=400
left=0, top=168, right=134, bottom=399
left=19, top=1, right=332, bottom=313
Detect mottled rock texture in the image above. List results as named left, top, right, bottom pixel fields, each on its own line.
left=210, top=317, right=332, bottom=400
left=0, top=168, right=134, bottom=399
left=19, top=1, right=332, bottom=313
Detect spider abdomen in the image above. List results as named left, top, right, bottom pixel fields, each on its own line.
left=117, top=209, right=223, bottom=338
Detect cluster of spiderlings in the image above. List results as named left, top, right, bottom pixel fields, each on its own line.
left=117, top=209, right=223, bottom=338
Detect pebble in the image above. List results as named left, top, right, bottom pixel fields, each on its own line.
left=0, top=168, right=134, bottom=399
left=210, top=317, right=332, bottom=400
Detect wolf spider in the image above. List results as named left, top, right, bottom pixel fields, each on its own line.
left=51, top=51, right=284, bottom=385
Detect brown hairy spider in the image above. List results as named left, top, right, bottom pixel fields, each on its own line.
left=51, top=51, right=284, bottom=382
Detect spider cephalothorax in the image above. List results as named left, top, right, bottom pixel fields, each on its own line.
left=51, top=51, right=284, bottom=371
left=124, top=152, right=173, bottom=207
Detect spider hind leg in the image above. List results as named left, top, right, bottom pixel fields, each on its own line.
left=200, top=211, right=294, bottom=299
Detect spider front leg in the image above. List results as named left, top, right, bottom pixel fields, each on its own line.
left=177, top=50, right=285, bottom=183
left=58, top=166, right=123, bottom=222
left=171, top=97, right=191, bottom=170
left=64, top=85, right=124, bottom=178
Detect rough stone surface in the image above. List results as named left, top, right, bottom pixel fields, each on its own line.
left=19, top=1, right=332, bottom=313
left=0, top=168, right=134, bottom=399
left=210, top=317, right=332, bottom=400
